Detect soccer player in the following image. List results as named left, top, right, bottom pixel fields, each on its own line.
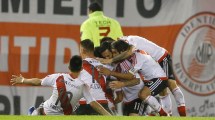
left=99, top=40, right=169, bottom=116
left=99, top=41, right=146, bottom=116
left=80, top=2, right=123, bottom=47
left=10, top=55, right=111, bottom=116
left=75, top=39, right=114, bottom=115
left=99, top=36, right=187, bottom=116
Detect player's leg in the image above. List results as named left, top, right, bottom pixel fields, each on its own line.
left=28, top=106, right=36, bottom=115
left=162, top=54, right=186, bottom=116
left=123, top=98, right=143, bottom=116
left=167, top=55, right=186, bottom=116
left=138, top=79, right=169, bottom=116
left=168, top=79, right=186, bottom=116
left=159, top=88, right=173, bottom=115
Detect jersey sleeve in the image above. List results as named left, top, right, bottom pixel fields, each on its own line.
left=83, top=84, right=95, bottom=104
left=80, top=21, right=93, bottom=41
left=112, top=20, right=123, bottom=39
left=41, top=74, right=59, bottom=86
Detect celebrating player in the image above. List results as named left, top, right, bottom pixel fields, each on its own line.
left=10, top=55, right=111, bottom=116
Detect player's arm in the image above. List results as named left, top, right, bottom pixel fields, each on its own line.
left=10, top=74, right=42, bottom=86
left=90, top=101, right=112, bottom=116
left=112, top=46, right=134, bottom=63
left=98, top=66, right=135, bottom=80
left=83, top=84, right=112, bottom=116
left=97, top=46, right=134, bottom=64
left=80, top=22, right=93, bottom=41
left=115, top=21, right=123, bottom=37
left=113, top=90, right=123, bottom=104
left=109, top=78, right=140, bottom=89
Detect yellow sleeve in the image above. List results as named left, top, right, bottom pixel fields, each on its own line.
left=80, top=21, right=93, bottom=41
left=112, top=21, right=123, bottom=40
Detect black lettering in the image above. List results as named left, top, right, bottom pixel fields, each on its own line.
left=38, top=0, right=45, bottom=14
left=196, top=43, right=212, bottom=64
left=22, top=0, right=29, bottom=13
left=116, top=0, right=124, bottom=17
left=2, top=0, right=9, bottom=12
left=1, top=0, right=29, bottom=13
left=136, top=0, right=161, bottom=18
left=14, top=96, right=20, bottom=115
left=35, top=96, right=45, bottom=108
left=80, top=0, right=88, bottom=15
left=54, top=0, right=73, bottom=15
left=0, top=95, right=10, bottom=114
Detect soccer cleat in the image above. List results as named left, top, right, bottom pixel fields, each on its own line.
left=28, top=106, right=36, bottom=115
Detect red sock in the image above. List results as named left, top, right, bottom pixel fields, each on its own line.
left=159, top=108, right=168, bottom=116
left=178, top=106, right=186, bottom=116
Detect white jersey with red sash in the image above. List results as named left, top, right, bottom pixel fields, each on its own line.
left=115, top=60, right=144, bottom=103
left=120, top=35, right=168, bottom=62
left=79, top=58, right=109, bottom=104
left=41, top=71, right=95, bottom=115
left=127, top=50, right=167, bottom=81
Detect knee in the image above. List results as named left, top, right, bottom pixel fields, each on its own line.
left=138, top=88, right=150, bottom=100
left=168, top=80, right=178, bottom=91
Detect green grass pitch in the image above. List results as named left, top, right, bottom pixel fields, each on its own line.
left=0, top=116, right=213, bottom=120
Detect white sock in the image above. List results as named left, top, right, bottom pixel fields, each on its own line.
left=160, top=94, right=172, bottom=114
left=144, top=95, right=161, bottom=112
left=172, top=87, right=185, bottom=106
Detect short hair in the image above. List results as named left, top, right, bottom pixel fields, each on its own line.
left=89, top=2, right=102, bottom=12
left=99, top=41, right=112, bottom=54
left=111, top=40, right=130, bottom=53
left=100, top=37, right=115, bottom=44
left=80, top=39, right=94, bottom=52
left=69, top=55, right=82, bottom=72
left=94, top=46, right=103, bottom=58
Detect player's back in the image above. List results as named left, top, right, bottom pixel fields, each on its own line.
left=42, top=73, right=87, bottom=115
left=80, top=58, right=107, bottom=101
left=81, top=11, right=123, bottom=47
left=120, top=35, right=166, bottom=61
left=127, top=51, right=167, bottom=81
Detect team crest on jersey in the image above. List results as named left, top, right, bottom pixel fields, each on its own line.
left=173, top=12, right=215, bottom=96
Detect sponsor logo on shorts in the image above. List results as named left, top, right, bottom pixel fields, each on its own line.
left=173, top=12, right=215, bottom=96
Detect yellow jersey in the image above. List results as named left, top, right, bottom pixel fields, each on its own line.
left=80, top=11, right=123, bottom=47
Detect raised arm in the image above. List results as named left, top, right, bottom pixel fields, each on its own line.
left=10, top=74, right=42, bottom=86
left=97, top=46, right=134, bottom=64
left=112, top=46, right=134, bottom=63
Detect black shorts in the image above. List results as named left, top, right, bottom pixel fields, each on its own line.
left=159, top=54, right=176, bottom=80
left=145, top=78, right=168, bottom=96
left=123, top=98, right=147, bottom=116
left=75, top=103, right=110, bottom=115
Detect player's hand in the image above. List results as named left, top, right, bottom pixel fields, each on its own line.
left=98, top=66, right=112, bottom=76
left=96, top=58, right=112, bottom=64
left=10, top=74, right=24, bottom=85
left=109, top=81, right=124, bottom=89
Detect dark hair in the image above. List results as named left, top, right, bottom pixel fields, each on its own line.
left=94, top=46, right=103, bottom=58
left=80, top=39, right=94, bottom=52
left=100, top=37, right=115, bottom=44
left=111, top=40, right=130, bottom=53
left=99, top=41, right=112, bottom=54
left=69, top=55, right=82, bottom=72
left=89, top=2, right=102, bottom=12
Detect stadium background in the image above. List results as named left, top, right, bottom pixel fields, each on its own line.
left=0, top=0, right=214, bottom=116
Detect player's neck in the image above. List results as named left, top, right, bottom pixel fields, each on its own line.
left=70, top=72, right=80, bottom=79
left=83, top=53, right=95, bottom=59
